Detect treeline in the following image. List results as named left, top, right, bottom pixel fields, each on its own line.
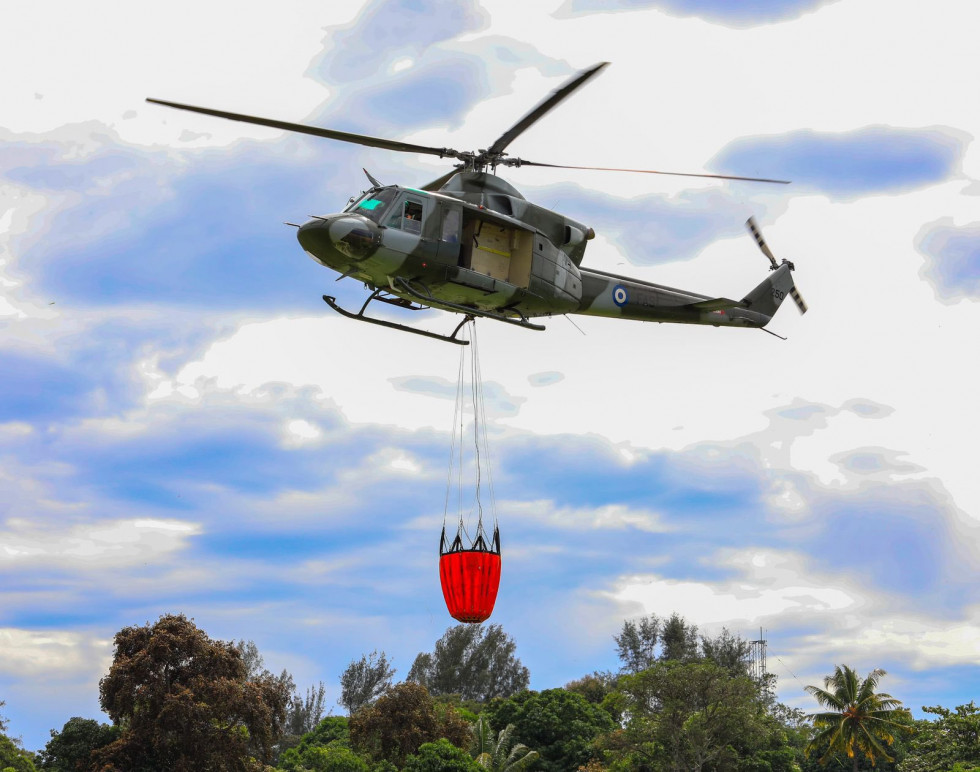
left=1, top=612, right=978, bottom=772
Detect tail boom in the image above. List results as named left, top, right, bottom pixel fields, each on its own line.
left=574, top=264, right=797, bottom=328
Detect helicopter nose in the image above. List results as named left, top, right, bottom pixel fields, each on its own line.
left=297, top=215, right=380, bottom=262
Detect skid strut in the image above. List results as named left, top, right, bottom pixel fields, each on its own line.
left=323, top=291, right=473, bottom=345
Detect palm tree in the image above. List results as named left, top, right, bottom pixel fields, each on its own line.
left=471, top=714, right=539, bottom=771
left=805, top=665, right=910, bottom=772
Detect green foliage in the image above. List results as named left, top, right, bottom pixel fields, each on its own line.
left=285, top=741, right=369, bottom=772
left=0, top=735, right=36, bottom=772
left=614, top=612, right=748, bottom=675
left=433, top=695, right=483, bottom=725
left=408, top=625, right=529, bottom=703
left=805, top=665, right=911, bottom=772
left=470, top=715, right=538, bottom=771
left=293, top=717, right=350, bottom=752
left=564, top=673, right=618, bottom=706
left=603, top=660, right=787, bottom=772
left=238, top=639, right=326, bottom=743
left=288, top=683, right=330, bottom=738
left=95, top=613, right=291, bottom=771
left=349, top=683, right=471, bottom=768
left=340, top=651, right=396, bottom=716
left=700, top=628, right=752, bottom=677
left=403, top=739, right=482, bottom=772
left=614, top=616, right=661, bottom=673
left=483, top=689, right=614, bottom=772
left=37, top=716, right=120, bottom=771
left=277, top=717, right=352, bottom=771
left=899, top=702, right=980, bottom=772
left=659, top=613, right=699, bottom=663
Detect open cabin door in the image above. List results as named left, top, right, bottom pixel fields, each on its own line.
left=459, top=211, right=533, bottom=289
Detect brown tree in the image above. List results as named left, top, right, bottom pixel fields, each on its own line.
left=349, top=682, right=470, bottom=767
left=94, top=613, right=290, bottom=772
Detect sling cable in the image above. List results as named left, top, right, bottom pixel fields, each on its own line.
left=439, top=321, right=501, bottom=623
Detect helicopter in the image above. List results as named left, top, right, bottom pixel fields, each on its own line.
left=147, top=62, right=807, bottom=345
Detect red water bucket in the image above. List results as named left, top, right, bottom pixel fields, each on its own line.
left=439, top=526, right=501, bottom=624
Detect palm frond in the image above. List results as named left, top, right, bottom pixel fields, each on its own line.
left=503, top=744, right=538, bottom=771
left=806, top=685, right=848, bottom=712
left=857, top=669, right=887, bottom=702
left=856, top=721, right=895, bottom=765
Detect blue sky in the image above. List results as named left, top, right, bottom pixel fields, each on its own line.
left=2, top=0, right=979, bottom=752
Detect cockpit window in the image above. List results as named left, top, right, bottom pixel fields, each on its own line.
left=383, top=197, right=426, bottom=234
left=351, top=188, right=399, bottom=223
left=402, top=200, right=423, bottom=234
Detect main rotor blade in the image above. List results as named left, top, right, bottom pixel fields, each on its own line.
left=516, top=159, right=791, bottom=185
left=485, top=62, right=609, bottom=157
left=145, top=98, right=460, bottom=159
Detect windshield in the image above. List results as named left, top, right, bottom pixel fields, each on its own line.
left=348, top=188, right=399, bottom=224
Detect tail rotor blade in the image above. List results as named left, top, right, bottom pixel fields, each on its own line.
left=789, top=285, right=808, bottom=314
left=746, top=217, right=779, bottom=269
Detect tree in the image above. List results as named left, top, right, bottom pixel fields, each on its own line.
left=403, top=739, right=481, bottom=771
left=0, top=735, right=36, bottom=772
left=408, top=625, right=529, bottom=703
left=700, top=628, right=752, bottom=677
left=94, top=613, right=291, bottom=771
left=349, top=683, right=470, bottom=768
left=805, top=665, right=910, bottom=772
left=340, top=652, right=396, bottom=716
left=0, top=703, right=36, bottom=772
left=564, top=672, right=618, bottom=706
left=900, top=702, right=980, bottom=772
left=659, top=612, right=699, bottom=663
left=236, top=639, right=325, bottom=743
left=277, top=717, right=352, bottom=770
left=614, top=615, right=660, bottom=674
left=483, top=689, right=614, bottom=772
left=605, top=660, right=776, bottom=772
left=614, top=612, right=702, bottom=671
left=281, top=742, right=369, bottom=772
left=288, top=683, right=329, bottom=737
left=37, top=717, right=119, bottom=771
left=471, top=715, right=538, bottom=771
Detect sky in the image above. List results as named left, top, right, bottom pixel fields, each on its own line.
left=1, top=0, right=979, bottom=752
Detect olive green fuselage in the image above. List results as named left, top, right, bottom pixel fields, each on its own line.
left=297, top=172, right=784, bottom=331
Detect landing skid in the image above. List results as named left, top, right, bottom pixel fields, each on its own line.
left=323, top=291, right=473, bottom=345
left=392, top=277, right=546, bottom=331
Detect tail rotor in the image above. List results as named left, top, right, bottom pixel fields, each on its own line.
left=745, top=217, right=808, bottom=314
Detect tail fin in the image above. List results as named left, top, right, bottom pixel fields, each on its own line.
left=741, top=263, right=798, bottom=321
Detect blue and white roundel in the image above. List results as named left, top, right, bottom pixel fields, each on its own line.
left=612, top=284, right=629, bottom=307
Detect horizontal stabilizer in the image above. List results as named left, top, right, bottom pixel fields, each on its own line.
left=687, top=297, right=742, bottom=311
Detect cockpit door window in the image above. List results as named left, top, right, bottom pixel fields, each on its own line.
left=402, top=200, right=424, bottom=234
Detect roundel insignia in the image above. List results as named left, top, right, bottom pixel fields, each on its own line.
left=612, top=284, right=628, bottom=307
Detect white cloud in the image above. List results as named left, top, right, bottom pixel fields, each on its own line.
left=0, top=517, right=201, bottom=567
left=283, top=418, right=322, bottom=446
left=503, top=499, right=672, bottom=533
left=601, top=544, right=980, bottom=681
left=0, top=627, right=111, bottom=677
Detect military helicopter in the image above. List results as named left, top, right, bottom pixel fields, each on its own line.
left=147, top=63, right=806, bottom=345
